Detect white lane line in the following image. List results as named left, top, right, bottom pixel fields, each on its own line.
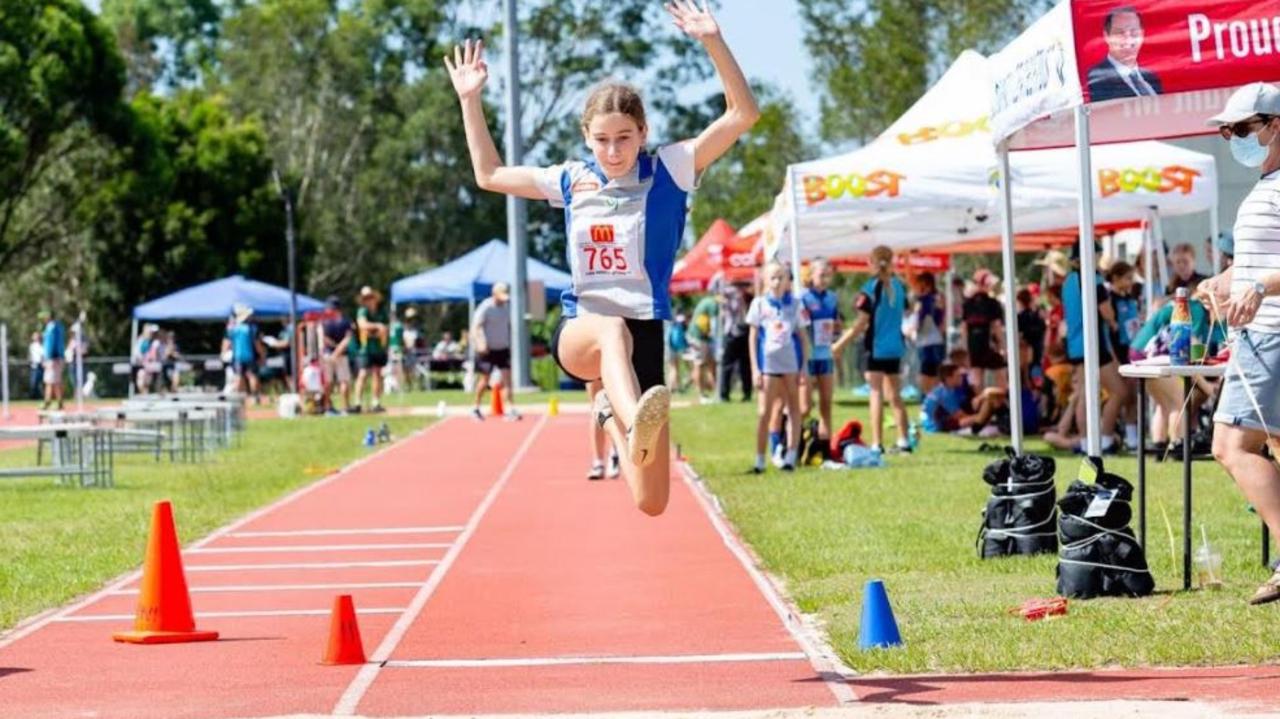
left=109, top=582, right=422, bottom=595
left=384, top=651, right=808, bottom=668
left=187, top=543, right=450, bottom=554
left=680, top=460, right=859, bottom=705
left=333, top=415, right=548, bottom=716
left=0, top=419, right=448, bottom=651
left=187, top=560, right=438, bottom=572
left=228, top=526, right=464, bottom=538
left=56, top=608, right=407, bottom=622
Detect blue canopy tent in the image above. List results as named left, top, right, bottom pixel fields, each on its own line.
left=389, top=239, right=570, bottom=307
left=129, top=276, right=325, bottom=396
left=133, top=275, right=325, bottom=321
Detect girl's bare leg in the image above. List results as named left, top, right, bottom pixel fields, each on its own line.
left=866, top=370, right=885, bottom=448
left=817, top=373, right=834, bottom=439
left=884, top=372, right=909, bottom=445
left=783, top=374, right=802, bottom=458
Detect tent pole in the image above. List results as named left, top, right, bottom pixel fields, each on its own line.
left=1153, top=207, right=1169, bottom=293
left=996, top=142, right=1023, bottom=454
left=1, top=323, right=9, bottom=420
left=943, top=268, right=955, bottom=353
left=1075, top=105, right=1102, bottom=457
left=1210, top=203, right=1222, bottom=274
left=1142, top=217, right=1155, bottom=313
left=786, top=165, right=802, bottom=293
left=129, top=318, right=138, bottom=398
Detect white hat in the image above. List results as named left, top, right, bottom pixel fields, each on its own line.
left=1206, top=82, right=1280, bottom=126
left=232, top=303, right=254, bottom=323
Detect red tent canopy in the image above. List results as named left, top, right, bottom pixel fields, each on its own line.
left=670, top=219, right=762, bottom=295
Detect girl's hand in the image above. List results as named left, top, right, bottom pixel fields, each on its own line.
left=444, top=38, right=488, bottom=100
left=664, top=0, right=721, bottom=41
left=753, top=372, right=763, bottom=390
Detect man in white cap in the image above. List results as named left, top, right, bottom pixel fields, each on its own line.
left=470, top=281, right=517, bottom=420
left=1199, top=82, right=1280, bottom=605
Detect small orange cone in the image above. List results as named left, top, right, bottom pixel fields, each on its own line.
left=490, top=376, right=505, bottom=418
left=113, top=501, right=218, bottom=644
left=321, top=594, right=366, bottom=665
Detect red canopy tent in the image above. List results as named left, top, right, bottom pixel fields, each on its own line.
left=670, top=219, right=762, bottom=294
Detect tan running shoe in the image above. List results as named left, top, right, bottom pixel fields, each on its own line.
left=626, top=385, right=670, bottom=469
left=1249, top=570, right=1280, bottom=606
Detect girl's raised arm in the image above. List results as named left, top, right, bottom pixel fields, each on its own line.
left=665, top=1, right=760, bottom=173
left=444, top=39, right=546, bottom=200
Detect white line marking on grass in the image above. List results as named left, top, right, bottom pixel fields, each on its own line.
left=109, top=582, right=422, bottom=595
left=333, top=415, right=548, bottom=716
left=679, top=460, right=860, bottom=705
left=56, top=608, right=407, bottom=622
left=384, top=651, right=808, bottom=668
left=228, top=526, right=464, bottom=538
left=187, top=543, right=450, bottom=554
left=186, top=560, right=438, bottom=572
left=0, top=418, right=448, bottom=651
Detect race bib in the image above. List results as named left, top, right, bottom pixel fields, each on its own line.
left=1124, top=317, right=1142, bottom=343
left=572, top=218, right=642, bottom=286
left=765, top=319, right=790, bottom=351
left=813, top=318, right=835, bottom=347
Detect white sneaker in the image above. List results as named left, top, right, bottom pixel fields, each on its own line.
left=627, top=385, right=670, bottom=468
left=587, top=462, right=605, bottom=480
left=606, top=452, right=621, bottom=478
left=470, top=407, right=484, bottom=422
left=978, top=425, right=1002, bottom=439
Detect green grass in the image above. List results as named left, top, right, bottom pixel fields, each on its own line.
left=0, top=414, right=427, bottom=632
left=672, top=399, right=1278, bottom=674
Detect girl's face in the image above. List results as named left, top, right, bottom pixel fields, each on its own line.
left=812, top=263, right=833, bottom=291
left=766, top=266, right=788, bottom=296
left=1112, top=272, right=1134, bottom=294
left=584, top=113, right=647, bottom=179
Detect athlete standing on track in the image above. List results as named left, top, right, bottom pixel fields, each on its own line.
left=445, top=0, right=758, bottom=515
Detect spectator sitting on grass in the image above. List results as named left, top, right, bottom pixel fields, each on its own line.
left=920, top=362, right=1004, bottom=435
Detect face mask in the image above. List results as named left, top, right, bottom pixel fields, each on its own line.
left=1230, top=128, right=1271, bottom=168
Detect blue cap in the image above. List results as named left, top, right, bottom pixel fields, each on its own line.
left=1217, top=231, right=1234, bottom=257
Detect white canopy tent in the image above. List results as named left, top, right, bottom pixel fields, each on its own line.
left=767, top=48, right=1219, bottom=452
left=988, top=0, right=1271, bottom=456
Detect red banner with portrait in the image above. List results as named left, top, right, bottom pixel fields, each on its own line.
left=1073, top=1, right=1280, bottom=104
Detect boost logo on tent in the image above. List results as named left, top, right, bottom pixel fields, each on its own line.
left=1097, top=165, right=1200, bottom=198
left=895, top=116, right=990, bottom=145
left=802, top=171, right=905, bottom=206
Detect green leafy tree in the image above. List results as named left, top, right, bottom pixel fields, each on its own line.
left=99, top=0, right=221, bottom=94
left=0, top=0, right=128, bottom=272
left=688, top=84, right=810, bottom=239
left=797, top=0, right=1049, bottom=144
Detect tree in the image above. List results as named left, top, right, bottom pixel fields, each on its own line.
left=797, top=0, right=1050, bottom=145
left=0, top=0, right=128, bottom=273
left=688, top=84, right=810, bottom=239
left=99, top=0, right=222, bottom=95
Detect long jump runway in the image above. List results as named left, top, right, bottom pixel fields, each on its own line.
left=0, top=415, right=840, bottom=718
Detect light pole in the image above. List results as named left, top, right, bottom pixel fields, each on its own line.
left=274, top=170, right=300, bottom=395
left=503, top=0, right=531, bottom=389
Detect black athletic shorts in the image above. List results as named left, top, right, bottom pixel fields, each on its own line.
left=476, top=348, right=511, bottom=373
left=863, top=357, right=902, bottom=375
left=551, top=316, right=664, bottom=392
left=356, top=352, right=388, bottom=370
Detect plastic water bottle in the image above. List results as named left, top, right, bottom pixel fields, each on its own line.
left=908, top=423, right=921, bottom=452
left=1169, top=287, right=1192, bottom=366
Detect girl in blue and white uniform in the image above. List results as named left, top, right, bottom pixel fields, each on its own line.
left=800, top=258, right=841, bottom=450
left=748, top=262, right=810, bottom=472
left=445, top=1, right=758, bottom=515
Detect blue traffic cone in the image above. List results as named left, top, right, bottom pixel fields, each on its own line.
left=858, top=579, right=902, bottom=650
left=363, top=429, right=376, bottom=447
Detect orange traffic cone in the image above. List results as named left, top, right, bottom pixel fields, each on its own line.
left=113, top=501, right=218, bottom=644
left=490, top=376, right=505, bottom=418
left=321, top=594, right=366, bottom=665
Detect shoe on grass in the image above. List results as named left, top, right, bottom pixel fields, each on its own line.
left=1249, top=569, right=1280, bottom=606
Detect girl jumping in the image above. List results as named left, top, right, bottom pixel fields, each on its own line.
left=445, top=0, right=758, bottom=514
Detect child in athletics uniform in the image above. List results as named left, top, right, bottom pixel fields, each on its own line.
left=800, top=258, right=841, bottom=453
left=445, top=0, right=758, bottom=515
left=748, top=262, right=810, bottom=473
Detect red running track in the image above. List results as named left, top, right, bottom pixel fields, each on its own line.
left=0, top=415, right=841, bottom=718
